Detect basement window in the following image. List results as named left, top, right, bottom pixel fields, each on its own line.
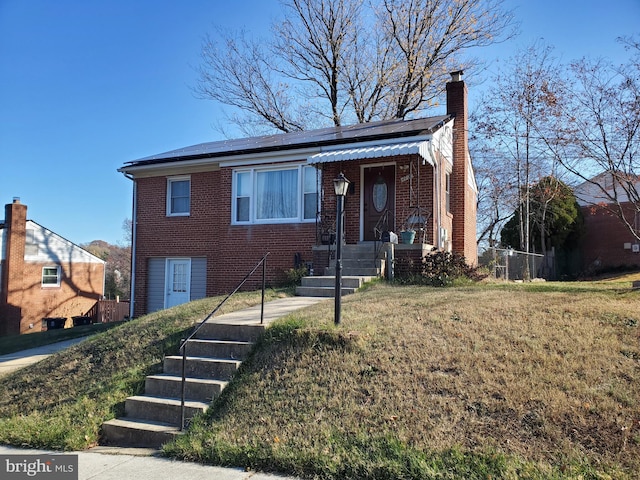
left=42, top=266, right=61, bottom=287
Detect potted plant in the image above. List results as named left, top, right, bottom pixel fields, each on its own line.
left=400, top=228, right=416, bottom=244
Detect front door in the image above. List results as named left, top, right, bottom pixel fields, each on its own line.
left=165, top=258, right=191, bottom=308
left=363, top=165, right=395, bottom=241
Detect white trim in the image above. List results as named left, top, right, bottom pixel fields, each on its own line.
left=308, top=140, right=433, bottom=165
left=164, top=258, right=191, bottom=309
left=359, top=161, right=397, bottom=241
left=42, top=265, right=61, bottom=288
left=231, top=163, right=319, bottom=225
left=166, top=175, right=191, bottom=217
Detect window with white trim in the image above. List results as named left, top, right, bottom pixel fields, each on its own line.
left=167, top=176, right=190, bottom=216
left=42, top=266, right=61, bottom=287
left=233, top=165, right=319, bottom=224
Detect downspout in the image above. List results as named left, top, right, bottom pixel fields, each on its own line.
left=124, top=173, right=137, bottom=319
left=428, top=141, right=441, bottom=249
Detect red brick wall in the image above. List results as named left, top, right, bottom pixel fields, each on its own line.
left=132, top=168, right=317, bottom=317
left=0, top=200, right=26, bottom=335
left=447, top=78, right=478, bottom=265
left=0, top=200, right=105, bottom=335
left=18, top=262, right=104, bottom=333
left=580, top=203, right=640, bottom=271
left=131, top=156, right=438, bottom=317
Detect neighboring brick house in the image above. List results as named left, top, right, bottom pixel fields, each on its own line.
left=0, top=199, right=106, bottom=336
left=120, top=72, right=477, bottom=318
left=574, top=172, right=640, bottom=272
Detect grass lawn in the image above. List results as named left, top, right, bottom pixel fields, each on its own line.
left=0, top=289, right=289, bottom=450
left=164, top=279, right=640, bottom=479
left=0, top=279, right=638, bottom=479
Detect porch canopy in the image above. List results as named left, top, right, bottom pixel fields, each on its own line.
left=307, top=140, right=433, bottom=165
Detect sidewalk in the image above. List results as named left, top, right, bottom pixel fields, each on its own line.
left=0, top=445, right=297, bottom=480
left=0, top=336, right=90, bottom=377
left=0, top=296, right=327, bottom=479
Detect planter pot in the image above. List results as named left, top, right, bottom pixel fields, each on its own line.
left=320, top=233, right=336, bottom=245
left=400, top=230, right=416, bottom=244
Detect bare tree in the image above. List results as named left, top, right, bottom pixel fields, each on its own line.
left=558, top=45, right=640, bottom=241
left=472, top=43, right=568, bottom=265
left=195, top=0, right=515, bottom=134
left=377, top=0, right=514, bottom=119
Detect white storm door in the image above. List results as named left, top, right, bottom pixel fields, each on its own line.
left=165, top=258, right=191, bottom=308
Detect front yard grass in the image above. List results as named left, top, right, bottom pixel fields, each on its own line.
left=165, top=280, right=640, bottom=479
left=0, top=279, right=638, bottom=479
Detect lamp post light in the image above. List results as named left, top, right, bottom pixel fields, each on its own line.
left=333, top=172, right=350, bottom=325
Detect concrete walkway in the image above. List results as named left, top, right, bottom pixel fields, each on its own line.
left=0, top=296, right=328, bottom=479
left=0, top=296, right=326, bottom=378
left=0, top=445, right=296, bottom=480
left=0, top=336, right=90, bottom=377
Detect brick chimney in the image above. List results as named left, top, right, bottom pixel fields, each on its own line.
left=0, top=198, right=27, bottom=335
left=446, top=71, right=477, bottom=264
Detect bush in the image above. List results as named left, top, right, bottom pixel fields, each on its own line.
left=394, top=250, right=486, bottom=286
left=283, top=265, right=309, bottom=288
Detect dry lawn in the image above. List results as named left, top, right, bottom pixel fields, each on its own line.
left=169, top=281, right=640, bottom=478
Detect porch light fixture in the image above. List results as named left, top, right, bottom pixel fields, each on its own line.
left=333, top=172, right=350, bottom=325
left=333, top=172, right=350, bottom=197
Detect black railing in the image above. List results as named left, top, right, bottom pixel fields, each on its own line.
left=179, top=252, right=270, bottom=431
left=373, top=208, right=393, bottom=260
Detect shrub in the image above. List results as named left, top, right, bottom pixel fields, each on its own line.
left=394, top=250, right=486, bottom=286
left=283, top=265, right=309, bottom=288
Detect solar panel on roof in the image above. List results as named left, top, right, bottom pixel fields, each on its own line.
left=125, top=115, right=450, bottom=166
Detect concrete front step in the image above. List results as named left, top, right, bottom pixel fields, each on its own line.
left=145, top=374, right=227, bottom=402
left=295, top=286, right=358, bottom=297
left=101, top=321, right=265, bottom=449
left=125, top=395, right=209, bottom=425
left=193, top=323, right=265, bottom=342
left=334, top=258, right=381, bottom=268
left=300, top=275, right=374, bottom=288
left=324, top=267, right=380, bottom=276
left=182, top=338, right=253, bottom=360
left=101, top=418, right=181, bottom=448
left=164, top=355, right=241, bottom=380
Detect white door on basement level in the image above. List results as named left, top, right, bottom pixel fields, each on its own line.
left=165, top=259, right=191, bottom=308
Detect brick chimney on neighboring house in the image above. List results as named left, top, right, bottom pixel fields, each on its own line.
left=0, top=198, right=27, bottom=335
left=446, top=70, right=477, bottom=264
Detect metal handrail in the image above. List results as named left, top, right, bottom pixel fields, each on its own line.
left=179, top=252, right=270, bottom=430
left=373, top=208, right=393, bottom=260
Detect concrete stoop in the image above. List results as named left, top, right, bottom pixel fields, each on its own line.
left=101, top=323, right=265, bottom=449
left=296, top=243, right=381, bottom=297
left=295, top=275, right=375, bottom=297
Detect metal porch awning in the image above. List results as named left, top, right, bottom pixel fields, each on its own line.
left=307, top=140, right=433, bottom=166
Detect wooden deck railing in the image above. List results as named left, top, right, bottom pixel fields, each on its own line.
left=86, top=300, right=130, bottom=323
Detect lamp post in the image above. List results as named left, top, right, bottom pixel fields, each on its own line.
left=333, top=172, right=350, bottom=325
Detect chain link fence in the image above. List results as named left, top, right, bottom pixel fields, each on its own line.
left=480, top=247, right=546, bottom=281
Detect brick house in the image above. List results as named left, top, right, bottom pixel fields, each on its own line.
left=120, top=72, right=477, bottom=318
left=574, top=173, right=640, bottom=272
left=0, top=199, right=106, bottom=335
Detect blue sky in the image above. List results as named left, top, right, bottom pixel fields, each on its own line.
left=0, top=0, right=638, bottom=245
